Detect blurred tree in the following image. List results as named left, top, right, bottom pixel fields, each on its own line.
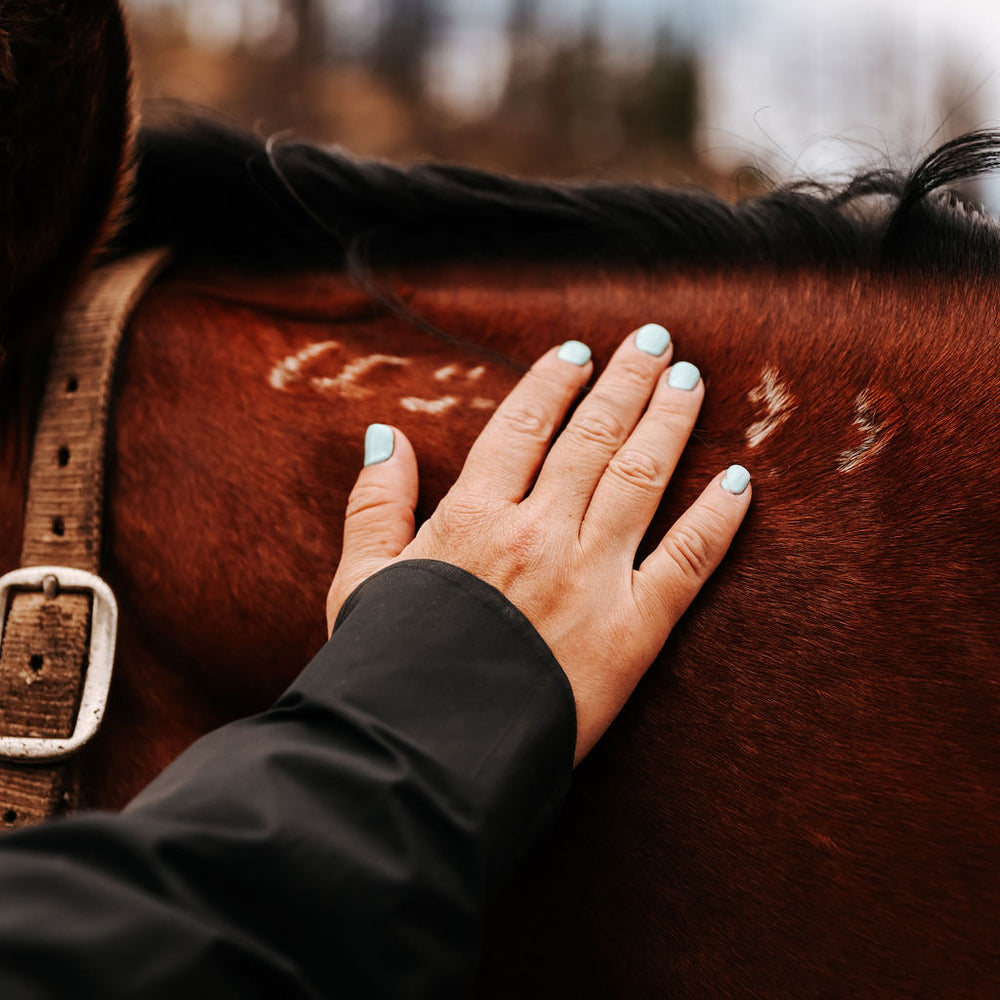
left=619, top=26, right=698, bottom=150
left=534, top=10, right=619, bottom=162
left=285, top=0, right=329, bottom=65
left=371, top=0, right=443, bottom=101
left=502, top=0, right=544, bottom=106
left=507, top=0, right=540, bottom=40
left=130, top=0, right=721, bottom=187
left=501, top=4, right=696, bottom=172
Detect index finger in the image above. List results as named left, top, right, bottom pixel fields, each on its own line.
left=453, top=341, right=593, bottom=502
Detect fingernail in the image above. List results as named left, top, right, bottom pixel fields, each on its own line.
left=634, top=323, right=671, bottom=357
left=557, top=340, right=592, bottom=366
left=668, top=361, right=700, bottom=390
left=721, top=464, right=751, bottom=495
left=364, top=424, right=394, bottom=466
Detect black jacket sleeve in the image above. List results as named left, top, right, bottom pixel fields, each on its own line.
left=0, top=560, right=576, bottom=999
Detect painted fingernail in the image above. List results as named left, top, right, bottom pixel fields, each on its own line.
left=364, top=424, right=394, bottom=467
left=668, top=361, right=700, bottom=390
left=557, top=340, right=592, bottom=366
left=634, top=323, right=671, bottom=357
left=721, top=464, right=751, bottom=495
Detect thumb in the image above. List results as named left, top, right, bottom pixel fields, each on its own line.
left=327, top=424, right=418, bottom=632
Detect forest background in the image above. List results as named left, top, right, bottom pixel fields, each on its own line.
left=126, top=0, right=999, bottom=205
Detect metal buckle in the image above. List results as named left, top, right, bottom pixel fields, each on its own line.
left=0, top=566, right=118, bottom=762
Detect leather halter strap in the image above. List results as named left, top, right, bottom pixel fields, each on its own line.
left=0, top=249, right=170, bottom=829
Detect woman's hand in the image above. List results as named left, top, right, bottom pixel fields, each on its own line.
left=326, top=326, right=751, bottom=765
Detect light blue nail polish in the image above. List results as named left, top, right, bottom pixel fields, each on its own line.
left=364, top=424, right=394, bottom=467
left=557, top=340, right=592, bottom=366
left=721, top=464, right=751, bottom=495
left=634, top=323, right=671, bottom=357
left=668, top=361, right=700, bottom=391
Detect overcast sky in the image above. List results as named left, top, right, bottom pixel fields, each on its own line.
left=701, top=0, right=1000, bottom=166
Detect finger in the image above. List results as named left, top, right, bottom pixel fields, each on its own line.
left=633, top=466, right=752, bottom=629
left=453, top=341, right=593, bottom=502
left=582, top=361, right=704, bottom=549
left=341, top=424, right=419, bottom=566
left=530, top=324, right=674, bottom=517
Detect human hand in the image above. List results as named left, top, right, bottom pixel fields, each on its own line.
left=326, top=326, right=751, bottom=765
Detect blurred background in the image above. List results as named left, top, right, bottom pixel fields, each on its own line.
left=125, top=0, right=1000, bottom=205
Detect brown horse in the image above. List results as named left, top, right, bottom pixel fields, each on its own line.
left=0, top=4, right=997, bottom=997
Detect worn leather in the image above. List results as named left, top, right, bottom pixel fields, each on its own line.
left=0, top=250, right=170, bottom=829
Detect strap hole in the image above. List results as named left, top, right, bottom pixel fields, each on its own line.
left=57, top=446, right=70, bottom=468
left=66, top=376, right=78, bottom=393
left=51, top=517, right=65, bottom=537
left=29, top=654, right=43, bottom=673
left=2, top=810, right=16, bottom=824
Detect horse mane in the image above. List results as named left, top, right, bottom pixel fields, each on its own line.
left=117, top=116, right=1000, bottom=276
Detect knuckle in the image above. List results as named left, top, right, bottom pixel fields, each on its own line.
left=698, top=505, right=733, bottom=545
left=606, top=449, right=665, bottom=491
left=504, top=526, right=544, bottom=574
left=431, top=493, right=510, bottom=552
left=663, top=524, right=714, bottom=581
left=516, top=508, right=547, bottom=549
left=498, top=402, right=549, bottom=442
left=527, top=363, right=574, bottom=390
left=570, top=406, right=628, bottom=450
left=499, top=504, right=546, bottom=558
left=611, top=357, right=654, bottom=388
left=648, top=394, right=698, bottom=433
left=345, top=479, right=397, bottom=520
left=436, top=493, right=488, bottom=535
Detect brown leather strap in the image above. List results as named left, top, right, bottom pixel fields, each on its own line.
left=0, top=249, right=170, bottom=829
left=21, top=249, right=171, bottom=569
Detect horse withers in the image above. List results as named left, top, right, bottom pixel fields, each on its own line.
left=0, top=4, right=997, bottom=998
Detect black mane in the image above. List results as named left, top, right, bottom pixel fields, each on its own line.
left=117, top=117, right=1000, bottom=276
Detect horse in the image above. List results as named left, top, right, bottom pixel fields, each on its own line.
left=0, top=3, right=997, bottom=997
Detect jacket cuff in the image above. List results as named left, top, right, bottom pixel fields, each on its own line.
left=321, top=558, right=577, bottom=883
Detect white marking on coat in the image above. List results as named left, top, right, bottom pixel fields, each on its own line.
left=467, top=366, right=486, bottom=381
left=435, top=364, right=458, bottom=382
left=837, top=390, right=888, bottom=472
left=271, top=346, right=411, bottom=398
left=400, top=395, right=460, bottom=415
left=470, top=397, right=496, bottom=410
left=269, top=341, right=342, bottom=391
left=312, top=353, right=411, bottom=399
left=745, top=367, right=795, bottom=447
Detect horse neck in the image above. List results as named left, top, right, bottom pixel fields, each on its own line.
left=57, top=259, right=1000, bottom=814
left=16, top=255, right=991, bottom=997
